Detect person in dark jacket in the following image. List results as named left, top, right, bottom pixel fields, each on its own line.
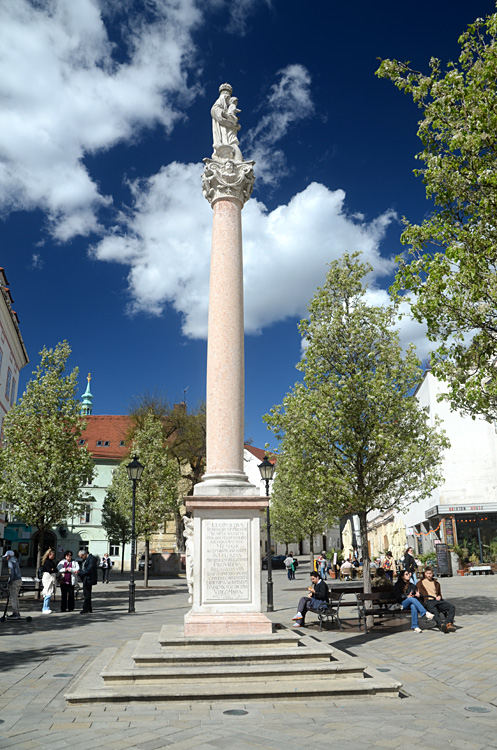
left=78, top=550, right=97, bottom=614
left=403, top=547, right=418, bottom=584
left=393, top=570, right=434, bottom=632
left=416, top=567, right=456, bottom=633
left=291, top=572, right=329, bottom=627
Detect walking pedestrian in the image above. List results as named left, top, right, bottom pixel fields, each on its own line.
left=100, top=552, right=113, bottom=583
left=284, top=552, right=295, bottom=580
left=41, top=549, right=57, bottom=614
left=317, top=552, right=328, bottom=580
left=2, top=550, right=22, bottom=619
left=57, top=550, right=79, bottom=612
left=403, top=547, right=418, bottom=584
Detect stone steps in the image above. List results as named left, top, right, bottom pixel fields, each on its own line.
left=158, top=625, right=301, bottom=649
left=65, top=627, right=402, bottom=705
left=101, top=639, right=364, bottom=684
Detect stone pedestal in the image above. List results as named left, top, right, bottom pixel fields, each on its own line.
left=184, top=498, right=272, bottom=636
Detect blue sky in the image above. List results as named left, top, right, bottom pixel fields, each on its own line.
left=1, top=0, right=495, bottom=448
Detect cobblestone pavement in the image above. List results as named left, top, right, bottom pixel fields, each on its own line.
left=1, top=566, right=496, bottom=750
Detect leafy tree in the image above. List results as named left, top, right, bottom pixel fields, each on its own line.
left=101, top=487, right=132, bottom=574
left=0, top=341, right=94, bottom=575
left=129, top=393, right=206, bottom=549
left=265, top=254, right=449, bottom=599
left=109, top=411, right=180, bottom=586
left=377, top=10, right=497, bottom=420
left=269, top=452, right=337, bottom=561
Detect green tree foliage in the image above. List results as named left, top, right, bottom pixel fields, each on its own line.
left=265, top=254, right=449, bottom=591
left=129, top=393, right=206, bottom=548
left=377, top=11, right=497, bottom=420
left=101, top=487, right=132, bottom=574
left=269, top=453, right=337, bottom=560
left=108, top=411, right=180, bottom=586
left=0, top=341, right=94, bottom=570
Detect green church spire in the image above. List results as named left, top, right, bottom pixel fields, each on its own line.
left=81, top=373, right=93, bottom=416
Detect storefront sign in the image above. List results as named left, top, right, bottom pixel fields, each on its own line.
left=426, top=506, right=439, bottom=519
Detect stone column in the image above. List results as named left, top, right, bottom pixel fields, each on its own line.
left=184, top=84, right=272, bottom=636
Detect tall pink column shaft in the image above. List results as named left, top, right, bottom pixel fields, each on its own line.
left=205, top=197, right=245, bottom=476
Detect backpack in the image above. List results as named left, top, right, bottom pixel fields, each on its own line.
left=37, top=566, right=43, bottom=580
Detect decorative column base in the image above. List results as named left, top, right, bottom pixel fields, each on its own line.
left=184, top=496, right=272, bottom=637
left=184, top=611, right=272, bottom=636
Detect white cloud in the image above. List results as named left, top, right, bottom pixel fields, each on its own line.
left=92, top=165, right=397, bottom=338
left=245, top=64, right=314, bottom=184
left=0, top=0, right=201, bottom=241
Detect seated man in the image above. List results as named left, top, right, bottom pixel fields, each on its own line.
left=291, top=572, right=329, bottom=627
left=416, top=566, right=456, bottom=633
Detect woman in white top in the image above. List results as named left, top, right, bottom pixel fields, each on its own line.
left=57, top=550, right=79, bottom=612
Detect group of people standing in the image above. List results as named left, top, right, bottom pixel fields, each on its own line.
left=40, top=548, right=104, bottom=614
left=1, top=547, right=113, bottom=619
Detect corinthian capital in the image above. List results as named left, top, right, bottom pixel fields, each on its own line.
left=202, top=158, right=255, bottom=208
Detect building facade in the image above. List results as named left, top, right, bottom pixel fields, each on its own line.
left=0, top=267, right=29, bottom=554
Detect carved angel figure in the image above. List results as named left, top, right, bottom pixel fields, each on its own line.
left=183, top=515, right=194, bottom=604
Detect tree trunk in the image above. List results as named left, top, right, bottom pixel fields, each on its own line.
left=309, top=534, right=315, bottom=572
left=144, top=539, right=150, bottom=588
left=174, top=505, right=184, bottom=552
left=358, top=511, right=373, bottom=629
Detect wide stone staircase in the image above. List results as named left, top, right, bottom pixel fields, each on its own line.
left=65, top=625, right=401, bottom=704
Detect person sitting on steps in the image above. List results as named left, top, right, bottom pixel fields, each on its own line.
left=291, top=571, right=329, bottom=627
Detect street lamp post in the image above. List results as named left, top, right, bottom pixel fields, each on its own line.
left=258, top=456, right=275, bottom=612
left=126, top=455, right=144, bottom=614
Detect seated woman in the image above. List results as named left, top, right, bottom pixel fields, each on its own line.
left=291, top=572, right=329, bottom=627
left=393, top=570, right=434, bottom=633
left=371, top=567, right=393, bottom=591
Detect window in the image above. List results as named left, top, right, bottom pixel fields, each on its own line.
left=5, top=368, right=12, bottom=401
left=109, top=543, right=119, bottom=557
left=96, top=440, right=102, bottom=446
left=119, top=440, right=125, bottom=447
left=79, top=505, right=91, bottom=524
left=104, top=441, right=110, bottom=447
left=78, top=439, right=85, bottom=445
left=79, top=543, right=89, bottom=553
left=10, top=377, right=15, bottom=405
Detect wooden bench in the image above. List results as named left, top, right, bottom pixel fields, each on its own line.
left=468, top=566, right=493, bottom=575
left=356, top=592, right=409, bottom=634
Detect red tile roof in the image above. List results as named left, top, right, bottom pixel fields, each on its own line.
left=244, top=444, right=276, bottom=464
left=80, top=415, right=132, bottom=460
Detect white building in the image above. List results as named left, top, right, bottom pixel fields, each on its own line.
left=367, top=370, right=497, bottom=563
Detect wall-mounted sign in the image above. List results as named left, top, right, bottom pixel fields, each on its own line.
left=426, top=506, right=439, bottom=518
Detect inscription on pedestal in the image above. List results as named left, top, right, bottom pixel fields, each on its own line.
left=202, top=519, right=250, bottom=602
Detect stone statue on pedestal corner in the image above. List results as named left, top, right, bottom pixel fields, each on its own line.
left=183, top=515, right=194, bottom=604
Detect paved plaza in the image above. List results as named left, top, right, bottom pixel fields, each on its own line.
left=1, top=563, right=496, bottom=750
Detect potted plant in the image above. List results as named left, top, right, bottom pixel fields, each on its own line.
left=450, top=544, right=467, bottom=575
left=327, top=548, right=343, bottom=579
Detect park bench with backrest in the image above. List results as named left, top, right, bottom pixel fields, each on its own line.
left=356, top=591, right=410, bottom=634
